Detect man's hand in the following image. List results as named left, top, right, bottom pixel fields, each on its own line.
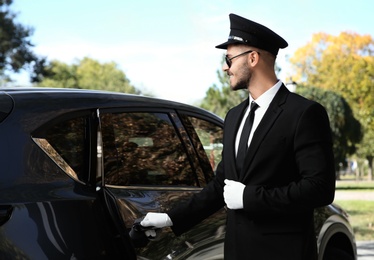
left=223, top=179, right=245, bottom=209
left=140, top=212, right=173, bottom=229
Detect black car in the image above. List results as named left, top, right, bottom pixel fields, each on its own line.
left=0, top=87, right=356, bottom=259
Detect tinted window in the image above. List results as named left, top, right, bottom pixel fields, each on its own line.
left=33, top=116, right=90, bottom=183
left=101, top=112, right=196, bottom=187
left=187, top=116, right=223, bottom=173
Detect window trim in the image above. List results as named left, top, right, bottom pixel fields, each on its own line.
left=105, top=184, right=203, bottom=191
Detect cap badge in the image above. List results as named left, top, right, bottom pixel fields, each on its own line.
left=228, top=35, right=246, bottom=43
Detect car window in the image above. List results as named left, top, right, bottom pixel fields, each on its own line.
left=100, top=112, right=197, bottom=187
left=32, top=115, right=90, bottom=184
left=185, top=116, right=223, bottom=174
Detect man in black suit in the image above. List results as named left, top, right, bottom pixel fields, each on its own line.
left=141, top=13, right=335, bottom=260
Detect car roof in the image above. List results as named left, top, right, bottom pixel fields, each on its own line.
left=0, top=87, right=222, bottom=125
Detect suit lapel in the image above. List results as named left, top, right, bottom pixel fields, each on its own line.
left=240, top=85, right=289, bottom=182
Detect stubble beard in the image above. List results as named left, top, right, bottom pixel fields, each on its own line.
left=230, top=64, right=251, bottom=91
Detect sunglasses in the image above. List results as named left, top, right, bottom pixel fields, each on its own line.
left=225, top=50, right=257, bottom=68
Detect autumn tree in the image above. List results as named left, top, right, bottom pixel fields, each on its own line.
left=290, top=32, right=374, bottom=179
left=0, top=0, right=43, bottom=83
left=36, top=57, right=140, bottom=94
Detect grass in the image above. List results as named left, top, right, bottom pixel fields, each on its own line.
left=336, top=179, right=374, bottom=190
left=333, top=200, right=374, bottom=241
left=334, top=179, right=374, bottom=241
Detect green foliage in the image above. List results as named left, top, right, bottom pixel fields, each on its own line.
left=296, top=85, right=362, bottom=169
left=36, top=60, right=77, bottom=88
left=200, top=55, right=247, bottom=118
left=36, top=57, right=140, bottom=94
left=0, top=0, right=42, bottom=82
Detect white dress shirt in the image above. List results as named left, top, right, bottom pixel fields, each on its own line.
left=235, top=81, right=283, bottom=157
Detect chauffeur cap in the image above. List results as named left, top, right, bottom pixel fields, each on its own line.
left=216, top=13, right=288, bottom=56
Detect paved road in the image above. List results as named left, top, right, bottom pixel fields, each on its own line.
left=357, top=241, right=374, bottom=260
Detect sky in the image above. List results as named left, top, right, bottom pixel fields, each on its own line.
left=11, top=0, right=374, bottom=104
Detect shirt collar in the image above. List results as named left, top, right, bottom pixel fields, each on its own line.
left=249, top=80, right=282, bottom=108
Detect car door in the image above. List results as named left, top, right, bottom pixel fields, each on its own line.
left=97, top=107, right=226, bottom=259
left=29, top=111, right=132, bottom=259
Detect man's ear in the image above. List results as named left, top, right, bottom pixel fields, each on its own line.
left=248, top=51, right=259, bottom=66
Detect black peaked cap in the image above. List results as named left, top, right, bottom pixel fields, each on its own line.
left=216, top=13, right=288, bottom=56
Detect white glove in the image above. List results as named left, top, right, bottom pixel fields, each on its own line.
left=140, top=212, right=173, bottom=228
left=224, top=179, right=245, bottom=209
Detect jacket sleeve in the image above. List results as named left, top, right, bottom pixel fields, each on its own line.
left=168, top=158, right=226, bottom=236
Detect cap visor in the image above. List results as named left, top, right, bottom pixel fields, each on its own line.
left=215, top=41, right=230, bottom=49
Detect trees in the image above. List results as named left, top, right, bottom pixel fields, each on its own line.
left=0, top=0, right=42, bottom=83
left=290, top=32, right=374, bottom=179
left=36, top=57, right=140, bottom=94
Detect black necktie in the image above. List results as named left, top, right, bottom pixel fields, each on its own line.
left=236, top=101, right=259, bottom=173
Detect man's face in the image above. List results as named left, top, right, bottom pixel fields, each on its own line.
left=224, top=45, right=252, bottom=91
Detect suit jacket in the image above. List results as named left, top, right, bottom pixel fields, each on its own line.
left=169, top=85, right=335, bottom=260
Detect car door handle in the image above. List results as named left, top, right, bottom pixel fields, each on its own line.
left=0, top=205, right=13, bottom=226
